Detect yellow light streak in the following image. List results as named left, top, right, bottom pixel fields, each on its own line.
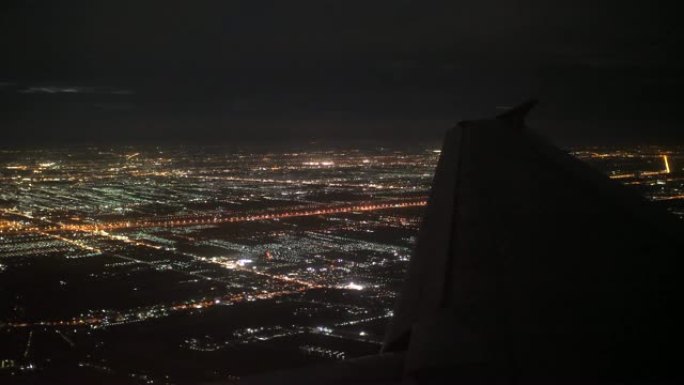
left=663, top=155, right=671, bottom=174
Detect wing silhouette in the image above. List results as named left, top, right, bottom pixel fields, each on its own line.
left=244, top=101, right=684, bottom=384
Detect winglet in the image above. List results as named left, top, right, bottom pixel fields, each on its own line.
left=496, top=99, right=538, bottom=129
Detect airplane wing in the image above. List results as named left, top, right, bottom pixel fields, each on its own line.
left=382, top=100, right=684, bottom=383
left=244, top=101, right=684, bottom=384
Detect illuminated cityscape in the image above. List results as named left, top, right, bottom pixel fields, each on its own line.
left=1, top=143, right=682, bottom=384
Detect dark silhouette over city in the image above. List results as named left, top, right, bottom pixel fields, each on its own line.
left=244, top=103, right=684, bottom=384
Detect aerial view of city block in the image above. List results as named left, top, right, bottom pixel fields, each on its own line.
left=0, top=143, right=682, bottom=384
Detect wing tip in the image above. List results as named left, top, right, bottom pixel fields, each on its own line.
left=495, top=99, right=538, bottom=128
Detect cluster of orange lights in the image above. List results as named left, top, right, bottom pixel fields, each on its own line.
left=609, top=155, right=672, bottom=180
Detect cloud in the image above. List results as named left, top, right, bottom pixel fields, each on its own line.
left=18, top=85, right=134, bottom=95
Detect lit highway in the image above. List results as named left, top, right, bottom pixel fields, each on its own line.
left=64, top=199, right=428, bottom=231
left=1, top=198, right=428, bottom=233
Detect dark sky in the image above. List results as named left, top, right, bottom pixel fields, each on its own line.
left=1, top=0, right=682, bottom=145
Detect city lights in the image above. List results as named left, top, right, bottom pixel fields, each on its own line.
left=1, top=144, right=681, bottom=383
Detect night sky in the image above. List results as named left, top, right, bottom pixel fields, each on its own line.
left=1, top=1, right=682, bottom=145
